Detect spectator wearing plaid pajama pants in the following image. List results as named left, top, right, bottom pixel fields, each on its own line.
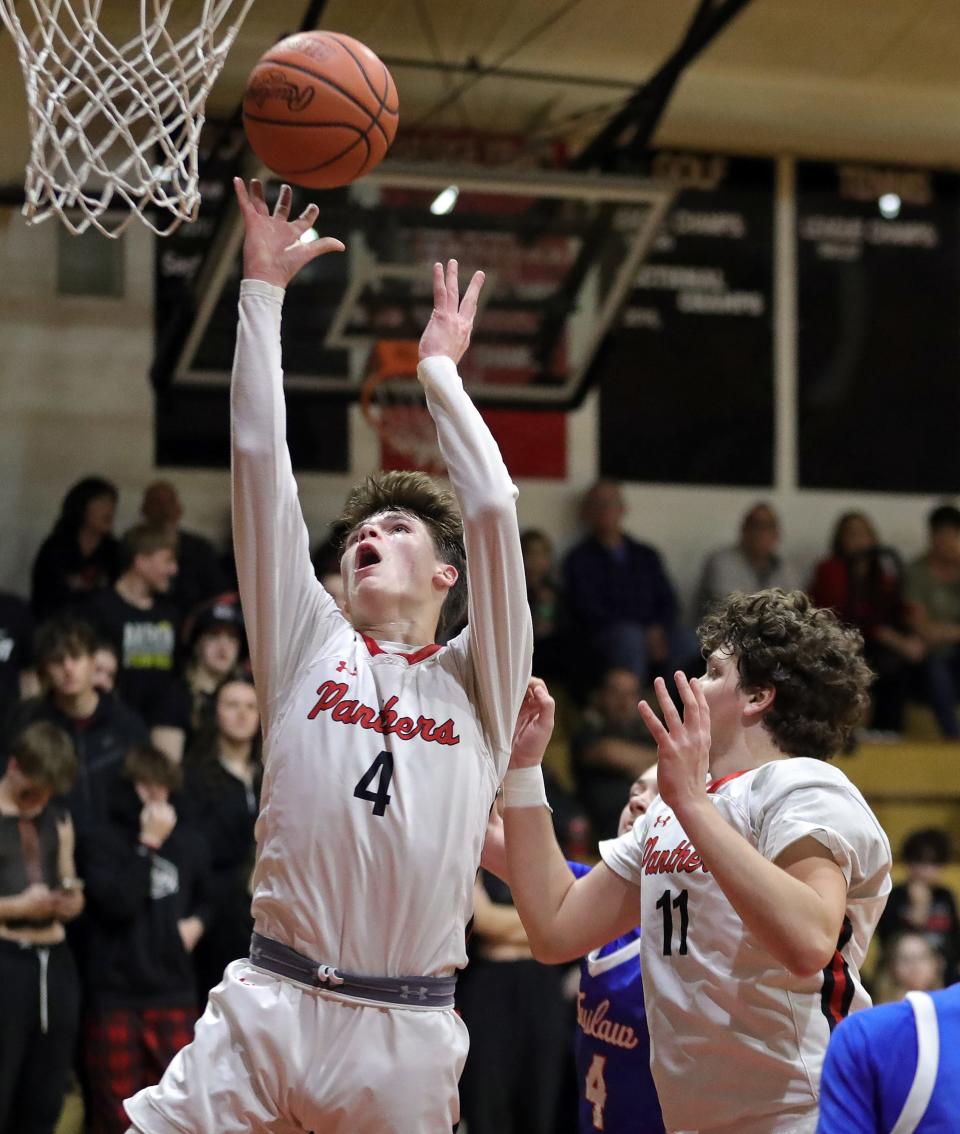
left=78, top=745, right=212, bottom=1134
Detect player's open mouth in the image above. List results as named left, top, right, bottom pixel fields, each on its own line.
left=355, top=545, right=382, bottom=571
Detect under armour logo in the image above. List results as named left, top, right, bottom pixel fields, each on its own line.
left=335, top=660, right=357, bottom=676
left=653, top=814, right=672, bottom=828
left=400, top=984, right=429, bottom=1001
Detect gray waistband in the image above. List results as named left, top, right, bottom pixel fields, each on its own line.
left=249, top=932, right=457, bottom=1008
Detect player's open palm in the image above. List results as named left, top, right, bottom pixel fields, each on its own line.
left=234, top=177, right=345, bottom=289
left=419, top=259, right=485, bottom=364
left=638, top=673, right=711, bottom=811
left=509, top=677, right=556, bottom=770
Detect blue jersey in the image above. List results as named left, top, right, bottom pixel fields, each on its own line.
left=817, top=984, right=960, bottom=1133
left=569, top=861, right=665, bottom=1134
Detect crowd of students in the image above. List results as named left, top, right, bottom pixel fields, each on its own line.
left=1, top=469, right=959, bottom=1133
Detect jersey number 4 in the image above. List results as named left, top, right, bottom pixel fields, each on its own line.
left=584, top=1053, right=607, bottom=1130
left=353, top=750, right=394, bottom=816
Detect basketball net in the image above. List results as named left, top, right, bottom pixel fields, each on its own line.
left=360, top=341, right=446, bottom=476
left=0, top=0, right=255, bottom=237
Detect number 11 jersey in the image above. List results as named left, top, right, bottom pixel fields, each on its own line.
left=599, top=759, right=891, bottom=1134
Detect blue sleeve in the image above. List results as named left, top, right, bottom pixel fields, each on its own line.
left=816, top=1016, right=878, bottom=1133
left=567, top=860, right=593, bottom=880
left=816, top=1002, right=917, bottom=1134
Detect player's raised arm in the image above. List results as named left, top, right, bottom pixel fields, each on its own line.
left=230, top=178, right=345, bottom=725
left=417, top=261, right=533, bottom=770
left=503, top=679, right=640, bottom=963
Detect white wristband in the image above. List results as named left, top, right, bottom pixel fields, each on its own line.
left=502, top=765, right=552, bottom=810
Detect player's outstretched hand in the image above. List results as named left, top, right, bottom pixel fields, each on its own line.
left=509, top=677, right=556, bottom=770
left=234, top=177, right=345, bottom=289
left=638, top=673, right=710, bottom=812
left=419, top=259, right=485, bottom=364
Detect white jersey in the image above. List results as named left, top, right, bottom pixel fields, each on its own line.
left=600, top=758, right=892, bottom=1134
left=231, top=280, right=532, bottom=979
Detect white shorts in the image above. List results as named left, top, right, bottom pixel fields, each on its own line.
left=124, top=959, right=470, bottom=1134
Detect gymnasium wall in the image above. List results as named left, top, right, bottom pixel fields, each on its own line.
left=0, top=202, right=950, bottom=621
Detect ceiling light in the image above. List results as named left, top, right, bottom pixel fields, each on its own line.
left=878, top=193, right=901, bottom=220
left=299, top=227, right=320, bottom=244
left=430, top=185, right=460, bottom=216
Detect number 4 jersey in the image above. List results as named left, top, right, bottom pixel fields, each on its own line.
left=232, top=281, right=532, bottom=983
left=569, top=860, right=665, bottom=1134
left=599, top=759, right=891, bottom=1134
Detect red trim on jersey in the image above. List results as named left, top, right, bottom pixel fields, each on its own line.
left=706, top=770, right=750, bottom=794
left=361, top=634, right=442, bottom=665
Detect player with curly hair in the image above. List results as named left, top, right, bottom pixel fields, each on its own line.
left=503, top=589, right=892, bottom=1134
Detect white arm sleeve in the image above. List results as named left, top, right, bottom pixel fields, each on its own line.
left=231, top=280, right=339, bottom=732
left=419, top=355, right=533, bottom=776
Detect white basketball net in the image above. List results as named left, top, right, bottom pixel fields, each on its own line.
left=0, top=0, right=255, bottom=237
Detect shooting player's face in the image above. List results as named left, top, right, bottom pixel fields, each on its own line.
left=341, top=510, right=455, bottom=626
left=698, top=648, right=749, bottom=763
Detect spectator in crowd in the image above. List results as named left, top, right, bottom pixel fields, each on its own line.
left=31, top=476, right=120, bottom=623
left=816, top=983, right=960, bottom=1133
left=79, top=744, right=211, bottom=1134
left=877, top=828, right=960, bottom=983
left=185, top=675, right=261, bottom=1003
left=91, top=637, right=120, bottom=695
left=905, top=504, right=960, bottom=738
left=521, top=529, right=569, bottom=684
left=140, top=481, right=225, bottom=622
left=563, top=481, right=694, bottom=692
left=872, top=930, right=945, bottom=1006
left=85, top=524, right=188, bottom=761
left=0, top=588, right=38, bottom=727
left=570, top=667, right=658, bottom=841
left=7, top=617, right=148, bottom=834
left=810, top=511, right=925, bottom=733
left=0, top=721, right=83, bottom=1134
left=696, top=502, right=800, bottom=618
left=457, top=868, right=570, bottom=1134
left=178, top=592, right=245, bottom=736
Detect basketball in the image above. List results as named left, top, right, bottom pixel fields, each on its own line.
left=242, top=31, right=399, bottom=190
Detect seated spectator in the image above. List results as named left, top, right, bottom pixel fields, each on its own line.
left=570, top=667, right=658, bottom=841
left=563, top=481, right=695, bottom=691
left=31, top=476, right=120, bottom=622
left=872, top=930, right=945, bottom=1006
left=85, top=524, right=188, bottom=761
left=7, top=617, right=149, bottom=834
left=179, top=593, right=245, bottom=736
left=0, top=588, right=38, bottom=727
left=140, top=481, right=226, bottom=622
left=521, top=528, right=569, bottom=684
left=457, top=868, right=570, bottom=1134
left=0, top=721, right=83, bottom=1134
left=905, top=504, right=960, bottom=738
left=79, top=745, right=211, bottom=1134
left=185, top=676, right=261, bottom=1002
left=696, top=502, right=799, bottom=618
left=877, top=828, right=960, bottom=983
left=810, top=512, right=925, bottom=733
left=91, top=637, right=120, bottom=695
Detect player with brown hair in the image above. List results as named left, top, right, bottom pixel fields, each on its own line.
left=124, top=179, right=532, bottom=1134
left=503, top=589, right=892, bottom=1134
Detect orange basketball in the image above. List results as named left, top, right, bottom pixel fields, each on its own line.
left=242, top=31, right=399, bottom=190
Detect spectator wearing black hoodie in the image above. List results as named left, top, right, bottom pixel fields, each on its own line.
left=7, top=618, right=149, bottom=835
left=31, top=477, right=120, bottom=622
left=185, top=674, right=261, bottom=1004
left=79, top=745, right=211, bottom=1134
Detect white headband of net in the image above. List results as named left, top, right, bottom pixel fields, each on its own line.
left=0, top=0, right=255, bottom=237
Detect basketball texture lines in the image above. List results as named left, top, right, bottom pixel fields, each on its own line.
left=243, top=32, right=399, bottom=189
